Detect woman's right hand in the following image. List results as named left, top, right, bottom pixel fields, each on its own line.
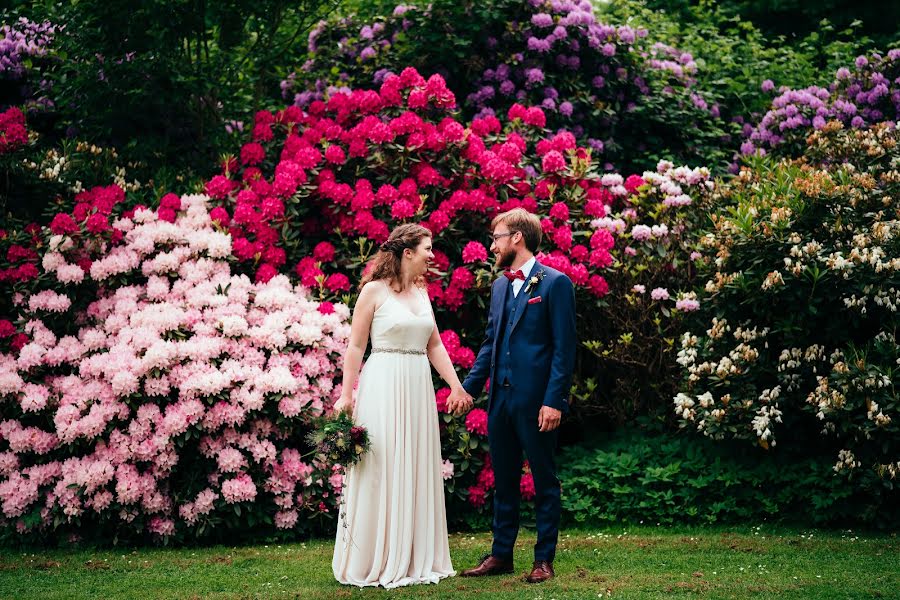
left=333, top=395, right=354, bottom=414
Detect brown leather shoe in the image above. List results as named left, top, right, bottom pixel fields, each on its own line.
left=459, top=554, right=514, bottom=577
left=525, top=560, right=554, bottom=583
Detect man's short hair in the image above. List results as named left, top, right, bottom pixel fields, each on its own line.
left=491, top=208, right=542, bottom=253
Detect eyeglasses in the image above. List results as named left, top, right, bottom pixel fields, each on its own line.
left=489, top=231, right=517, bottom=242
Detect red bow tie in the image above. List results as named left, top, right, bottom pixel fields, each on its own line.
left=503, top=269, right=526, bottom=281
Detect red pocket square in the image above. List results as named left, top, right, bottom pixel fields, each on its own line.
left=527, top=296, right=542, bottom=304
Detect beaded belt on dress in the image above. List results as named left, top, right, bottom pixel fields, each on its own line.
left=371, top=347, right=427, bottom=355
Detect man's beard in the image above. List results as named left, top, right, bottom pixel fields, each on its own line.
left=495, top=247, right=516, bottom=269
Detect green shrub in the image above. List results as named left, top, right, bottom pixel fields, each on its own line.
left=559, top=427, right=897, bottom=527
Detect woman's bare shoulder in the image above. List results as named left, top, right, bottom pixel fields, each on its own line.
left=359, top=279, right=389, bottom=305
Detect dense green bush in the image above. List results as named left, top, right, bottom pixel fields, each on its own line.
left=598, top=1, right=871, bottom=116
left=639, top=0, right=900, bottom=49
left=559, top=428, right=897, bottom=528
left=2, top=0, right=341, bottom=196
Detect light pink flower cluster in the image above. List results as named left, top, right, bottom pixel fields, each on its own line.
left=0, top=194, right=350, bottom=540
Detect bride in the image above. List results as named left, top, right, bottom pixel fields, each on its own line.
left=331, top=223, right=473, bottom=588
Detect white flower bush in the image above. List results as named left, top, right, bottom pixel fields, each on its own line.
left=674, top=123, right=899, bottom=487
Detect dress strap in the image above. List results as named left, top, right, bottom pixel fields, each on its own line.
left=417, top=285, right=434, bottom=316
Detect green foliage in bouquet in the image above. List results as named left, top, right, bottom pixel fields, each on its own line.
left=306, top=412, right=370, bottom=467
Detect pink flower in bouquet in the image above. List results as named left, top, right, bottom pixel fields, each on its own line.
left=465, top=408, right=488, bottom=436
left=252, top=122, right=273, bottom=142
left=454, top=347, right=474, bottom=369
left=425, top=73, right=456, bottom=108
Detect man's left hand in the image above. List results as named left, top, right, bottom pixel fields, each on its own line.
left=538, top=405, right=562, bottom=432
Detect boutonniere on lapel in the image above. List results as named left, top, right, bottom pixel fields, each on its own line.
left=524, top=269, right=545, bottom=295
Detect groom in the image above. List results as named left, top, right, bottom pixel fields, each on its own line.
left=459, top=208, right=576, bottom=583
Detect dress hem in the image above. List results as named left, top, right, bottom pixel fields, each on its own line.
left=336, top=569, right=456, bottom=589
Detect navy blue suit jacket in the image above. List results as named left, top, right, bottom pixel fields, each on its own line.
left=462, top=261, right=577, bottom=413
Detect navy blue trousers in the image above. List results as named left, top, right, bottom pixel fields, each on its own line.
left=488, top=386, right=560, bottom=562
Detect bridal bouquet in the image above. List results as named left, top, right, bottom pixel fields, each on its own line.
left=307, top=411, right=370, bottom=467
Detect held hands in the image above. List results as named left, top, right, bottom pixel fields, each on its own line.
left=446, top=387, right=474, bottom=417
left=333, top=395, right=354, bottom=415
left=538, top=405, right=562, bottom=432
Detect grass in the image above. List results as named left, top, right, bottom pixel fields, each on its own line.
left=0, top=525, right=897, bottom=599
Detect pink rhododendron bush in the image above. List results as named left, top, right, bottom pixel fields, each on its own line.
left=203, top=67, right=715, bottom=517
left=0, top=193, right=351, bottom=543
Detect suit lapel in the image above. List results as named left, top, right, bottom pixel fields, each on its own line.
left=509, top=260, right=542, bottom=335
left=490, top=277, right=505, bottom=324
left=489, top=277, right=507, bottom=354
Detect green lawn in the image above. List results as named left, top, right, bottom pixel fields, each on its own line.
left=0, top=526, right=896, bottom=599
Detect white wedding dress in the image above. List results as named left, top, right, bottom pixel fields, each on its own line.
left=332, top=288, right=455, bottom=588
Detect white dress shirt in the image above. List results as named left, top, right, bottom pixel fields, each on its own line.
left=511, top=256, right=537, bottom=298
